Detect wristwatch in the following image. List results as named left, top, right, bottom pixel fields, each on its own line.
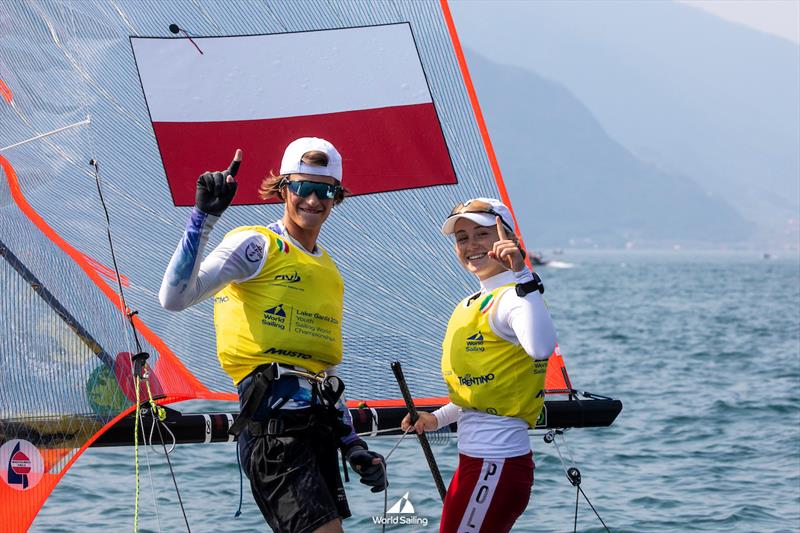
left=515, top=271, right=544, bottom=296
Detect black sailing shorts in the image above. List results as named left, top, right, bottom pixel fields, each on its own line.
left=236, top=373, right=351, bottom=533
left=247, top=429, right=351, bottom=533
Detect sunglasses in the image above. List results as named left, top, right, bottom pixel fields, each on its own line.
left=448, top=200, right=513, bottom=233
left=285, top=179, right=341, bottom=200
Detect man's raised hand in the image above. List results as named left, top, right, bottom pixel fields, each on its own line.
left=195, top=149, right=242, bottom=216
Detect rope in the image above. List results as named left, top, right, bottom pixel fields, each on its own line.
left=545, top=430, right=612, bottom=533
left=90, top=160, right=191, bottom=531
left=234, top=444, right=244, bottom=518
left=379, top=426, right=413, bottom=533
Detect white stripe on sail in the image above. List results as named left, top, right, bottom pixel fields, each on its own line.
left=131, top=24, right=432, bottom=122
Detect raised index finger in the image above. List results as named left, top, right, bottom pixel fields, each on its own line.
left=226, top=148, right=243, bottom=178
left=495, top=216, right=505, bottom=240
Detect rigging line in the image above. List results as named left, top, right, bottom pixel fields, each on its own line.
left=379, top=426, right=412, bottom=533
left=577, top=485, right=612, bottom=533
left=547, top=430, right=612, bottom=533
left=147, top=414, right=176, bottom=455
left=89, top=159, right=147, bottom=352
left=573, top=484, right=579, bottom=533
left=0, top=117, right=91, bottom=152
left=137, top=393, right=165, bottom=533
left=150, top=406, right=192, bottom=533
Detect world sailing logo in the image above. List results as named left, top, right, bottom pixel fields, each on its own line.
left=466, top=331, right=485, bottom=352
left=372, top=491, right=429, bottom=527
left=0, top=439, right=44, bottom=491
left=262, top=304, right=287, bottom=330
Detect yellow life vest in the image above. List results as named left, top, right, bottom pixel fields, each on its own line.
left=214, top=226, right=343, bottom=383
left=441, top=283, right=547, bottom=427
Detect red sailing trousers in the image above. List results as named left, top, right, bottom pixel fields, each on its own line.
left=440, top=452, right=534, bottom=533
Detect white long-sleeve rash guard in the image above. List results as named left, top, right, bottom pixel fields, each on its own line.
left=159, top=208, right=360, bottom=447
left=432, top=268, right=557, bottom=459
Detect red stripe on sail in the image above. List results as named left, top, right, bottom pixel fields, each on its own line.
left=152, top=103, right=456, bottom=206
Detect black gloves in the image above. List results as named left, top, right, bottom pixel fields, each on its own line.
left=346, top=445, right=387, bottom=493
left=195, top=150, right=241, bottom=216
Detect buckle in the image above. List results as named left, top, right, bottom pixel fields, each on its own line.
left=266, top=418, right=284, bottom=436
left=515, top=272, right=544, bottom=296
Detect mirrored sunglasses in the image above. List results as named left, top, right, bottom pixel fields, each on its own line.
left=448, top=200, right=513, bottom=233
left=285, top=179, right=341, bottom=200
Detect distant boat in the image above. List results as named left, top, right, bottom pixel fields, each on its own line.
left=531, top=251, right=574, bottom=269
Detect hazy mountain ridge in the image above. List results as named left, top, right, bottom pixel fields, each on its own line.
left=451, top=0, right=799, bottom=249
left=464, top=50, right=752, bottom=248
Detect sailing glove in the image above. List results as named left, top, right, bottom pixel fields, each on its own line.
left=346, top=445, right=387, bottom=493
left=195, top=154, right=241, bottom=216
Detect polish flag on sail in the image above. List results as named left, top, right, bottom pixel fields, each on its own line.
left=131, top=24, right=457, bottom=205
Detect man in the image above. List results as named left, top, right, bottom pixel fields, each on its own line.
left=160, top=137, right=385, bottom=533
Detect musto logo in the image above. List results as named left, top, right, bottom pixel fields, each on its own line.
left=372, top=491, right=429, bottom=527
left=263, top=347, right=312, bottom=360
left=0, top=439, right=44, bottom=490
left=458, top=373, right=495, bottom=387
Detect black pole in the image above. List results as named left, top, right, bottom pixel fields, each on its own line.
left=0, top=239, right=115, bottom=368
left=390, top=361, right=448, bottom=501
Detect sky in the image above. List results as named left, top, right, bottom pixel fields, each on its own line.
left=677, top=0, right=800, bottom=43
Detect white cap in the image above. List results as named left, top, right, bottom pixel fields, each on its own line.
left=441, top=197, right=515, bottom=235
left=280, top=137, right=343, bottom=182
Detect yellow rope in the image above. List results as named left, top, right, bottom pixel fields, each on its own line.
left=134, top=374, right=141, bottom=532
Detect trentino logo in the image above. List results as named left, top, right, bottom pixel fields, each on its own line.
left=274, top=271, right=301, bottom=283
left=458, top=373, right=495, bottom=387
left=466, top=331, right=485, bottom=352
left=372, top=491, right=428, bottom=527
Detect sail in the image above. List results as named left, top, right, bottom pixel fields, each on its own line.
left=0, top=1, right=573, bottom=529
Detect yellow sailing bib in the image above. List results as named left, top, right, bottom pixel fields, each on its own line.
left=214, top=226, right=343, bottom=383
left=441, top=284, right=547, bottom=427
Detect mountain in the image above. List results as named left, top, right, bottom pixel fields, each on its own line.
left=462, top=50, right=752, bottom=248
left=451, top=0, right=799, bottom=248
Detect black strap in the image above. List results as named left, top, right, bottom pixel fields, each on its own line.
left=516, top=272, right=544, bottom=296
left=229, top=364, right=279, bottom=436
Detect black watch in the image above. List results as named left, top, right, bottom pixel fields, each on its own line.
left=515, top=272, right=544, bottom=296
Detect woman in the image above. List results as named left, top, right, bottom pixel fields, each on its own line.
left=160, top=137, right=385, bottom=533
left=402, top=197, right=557, bottom=533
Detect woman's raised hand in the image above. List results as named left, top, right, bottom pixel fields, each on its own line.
left=487, top=216, right=526, bottom=272
left=401, top=411, right=438, bottom=434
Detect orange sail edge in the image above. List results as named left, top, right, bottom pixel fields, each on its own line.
left=0, top=79, right=12, bottom=104
left=0, top=154, right=215, bottom=400
left=0, top=404, right=142, bottom=533
left=439, top=0, right=522, bottom=238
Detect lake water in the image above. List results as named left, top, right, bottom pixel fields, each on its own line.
left=31, top=251, right=800, bottom=532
